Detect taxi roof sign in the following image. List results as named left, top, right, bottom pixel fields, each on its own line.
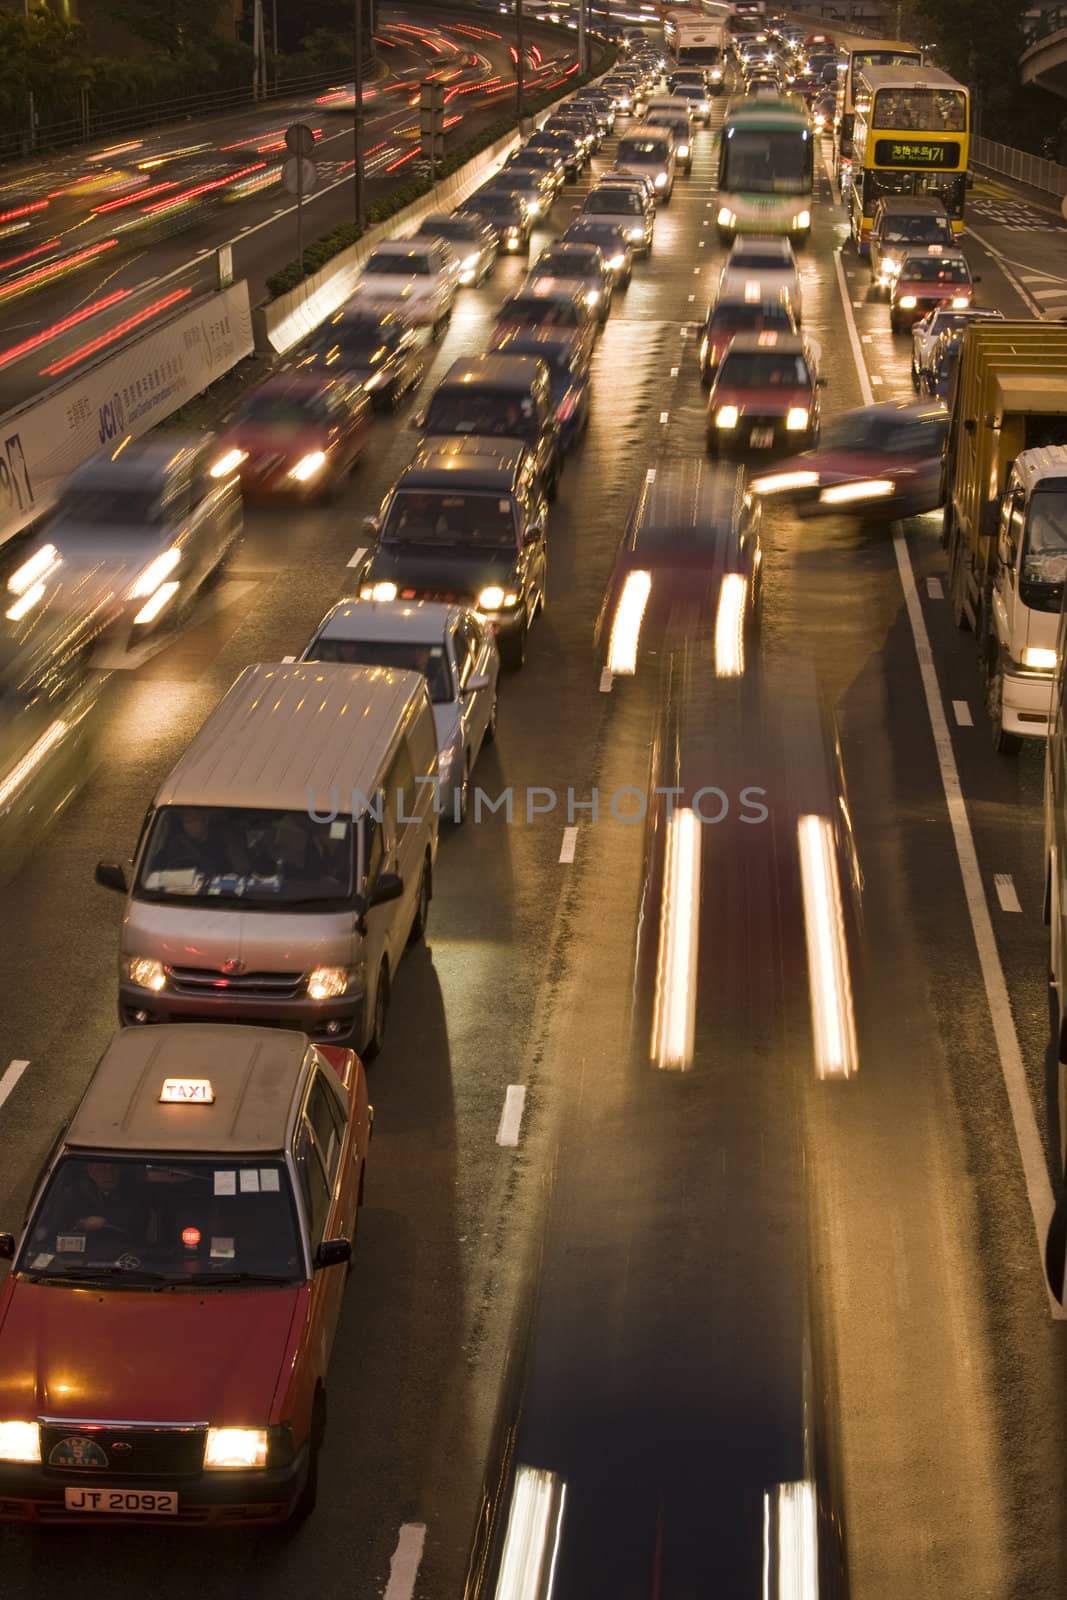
left=160, top=1078, right=215, bottom=1104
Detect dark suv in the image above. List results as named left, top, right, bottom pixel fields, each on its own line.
left=414, top=354, right=561, bottom=499
left=360, top=436, right=548, bottom=669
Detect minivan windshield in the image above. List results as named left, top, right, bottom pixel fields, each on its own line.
left=137, top=805, right=355, bottom=903
left=617, top=138, right=670, bottom=161
left=55, top=488, right=162, bottom=526
left=382, top=490, right=517, bottom=549
left=884, top=216, right=953, bottom=243
left=19, top=1155, right=303, bottom=1286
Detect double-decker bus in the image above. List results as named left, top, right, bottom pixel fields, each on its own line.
left=833, top=38, right=924, bottom=186
left=716, top=95, right=813, bottom=245
left=849, top=66, right=970, bottom=252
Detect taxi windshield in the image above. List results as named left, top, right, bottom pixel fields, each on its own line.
left=136, top=806, right=355, bottom=903
left=710, top=302, right=794, bottom=334
left=900, top=257, right=969, bottom=283
left=19, top=1155, right=304, bottom=1286
left=383, top=490, right=517, bottom=549
left=717, top=352, right=811, bottom=387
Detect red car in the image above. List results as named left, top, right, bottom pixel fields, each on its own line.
left=706, top=331, right=823, bottom=456
left=221, top=373, right=371, bottom=500
left=889, top=246, right=976, bottom=334
left=698, top=294, right=798, bottom=385
left=0, top=1023, right=371, bottom=1524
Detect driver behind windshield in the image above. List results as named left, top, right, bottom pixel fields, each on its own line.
left=55, top=1160, right=141, bottom=1244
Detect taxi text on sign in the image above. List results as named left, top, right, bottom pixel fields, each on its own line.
left=159, top=1079, right=216, bottom=1104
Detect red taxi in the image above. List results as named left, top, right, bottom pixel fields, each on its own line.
left=0, top=1023, right=371, bottom=1524
left=706, top=331, right=823, bottom=457
left=698, top=294, right=798, bottom=385
left=220, top=373, right=371, bottom=501
left=888, top=246, right=977, bottom=334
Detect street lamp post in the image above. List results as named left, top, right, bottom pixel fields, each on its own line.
left=516, top=0, right=524, bottom=126
left=354, top=0, right=366, bottom=230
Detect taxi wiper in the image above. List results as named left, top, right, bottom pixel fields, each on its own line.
left=33, top=1266, right=169, bottom=1284
left=176, top=1270, right=295, bottom=1286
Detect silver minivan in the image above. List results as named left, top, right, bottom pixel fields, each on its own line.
left=614, top=124, right=677, bottom=202
left=94, top=662, right=439, bottom=1058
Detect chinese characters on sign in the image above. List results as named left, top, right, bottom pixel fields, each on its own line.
left=873, top=138, right=961, bottom=169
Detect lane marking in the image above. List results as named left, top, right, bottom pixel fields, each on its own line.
left=994, top=874, right=1023, bottom=913
left=670, top=366, right=679, bottom=376
left=659, top=410, right=669, bottom=422
left=861, top=333, right=872, bottom=343
left=852, top=299, right=864, bottom=308
left=495, top=1084, right=527, bottom=1147
left=687, top=294, right=695, bottom=302
left=599, top=667, right=613, bottom=692
left=0, top=1060, right=28, bottom=1111
left=833, top=241, right=1064, bottom=1316
left=870, top=374, right=884, bottom=384
left=953, top=700, right=973, bottom=726
left=347, top=545, right=368, bottom=569
left=927, top=576, right=943, bottom=598
left=282, top=654, right=295, bottom=663
left=559, top=826, right=578, bottom=863
left=382, top=1523, right=427, bottom=1600
left=965, top=224, right=1045, bottom=316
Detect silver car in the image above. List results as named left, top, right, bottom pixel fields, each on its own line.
left=300, top=598, right=499, bottom=824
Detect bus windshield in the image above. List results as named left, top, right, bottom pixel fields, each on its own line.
left=873, top=88, right=966, bottom=132
left=721, top=129, right=810, bottom=195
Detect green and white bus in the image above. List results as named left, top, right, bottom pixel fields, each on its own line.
left=716, top=96, right=814, bottom=246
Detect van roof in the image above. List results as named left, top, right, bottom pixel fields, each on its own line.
left=399, top=433, right=527, bottom=489
left=152, top=662, right=428, bottom=814
left=437, top=353, right=547, bottom=391
left=64, top=1024, right=312, bottom=1155
left=65, top=433, right=214, bottom=490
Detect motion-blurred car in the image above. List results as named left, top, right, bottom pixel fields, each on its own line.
left=490, top=324, right=593, bottom=452
left=719, top=234, right=804, bottom=321
left=301, top=598, right=499, bottom=822
left=668, top=80, right=712, bottom=123
left=748, top=399, right=948, bottom=518
left=458, top=188, right=533, bottom=254
left=910, top=304, right=1003, bottom=388
left=614, top=127, right=676, bottom=201
left=889, top=247, right=977, bottom=334
left=579, top=183, right=654, bottom=255
left=414, top=353, right=562, bottom=500
left=566, top=94, right=615, bottom=136
left=222, top=374, right=371, bottom=501
left=505, top=145, right=565, bottom=199
left=491, top=163, right=555, bottom=223
left=596, top=459, right=762, bottom=680
left=561, top=218, right=634, bottom=286
left=697, top=293, right=798, bottom=384
left=525, top=129, right=584, bottom=182
left=707, top=332, right=823, bottom=456
left=294, top=308, right=423, bottom=411
left=349, top=237, right=459, bottom=334
left=544, top=112, right=598, bottom=159
left=359, top=436, right=548, bottom=669
left=811, top=89, right=837, bottom=132
left=494, top=283, right=597, bottom=365
left=10, top=433, right=242, bottom=644
left=527, top=242, right=613, bottom=322
left=410, top=212, right=497, bottom=286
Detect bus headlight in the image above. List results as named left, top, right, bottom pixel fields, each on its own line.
left=715, top=405, right=739, bottom=429
left=717, top=206, right=736, bottom=227
left=785, top=407, right=810, bottom=431
left=791, top=210, right=810, bottom=230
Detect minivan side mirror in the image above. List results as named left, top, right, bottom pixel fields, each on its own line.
left=95, top=862, right=128, bottom=894
left=315, top=1237, right=351, bottom=1269
left=0, top=1234, right=15, bottom=1261
left=369, top=870, right=404, bottom=908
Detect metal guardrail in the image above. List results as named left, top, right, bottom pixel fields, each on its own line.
left=972, top=132, right=1067, bottom=198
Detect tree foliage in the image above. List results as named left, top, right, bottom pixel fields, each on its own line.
left=900, top=0, right=1024, bottom=129
left=107, top=0, right=230, bottom=55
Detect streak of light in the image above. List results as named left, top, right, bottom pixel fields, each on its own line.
left=40, top=287, right=191, bottom=376
left=797, top=814, right=858, bottom=1079
left=651, top=807, right=702, bottom=1071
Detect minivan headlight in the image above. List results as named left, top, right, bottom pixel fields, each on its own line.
left=715, top=406, right=739, bottom=429
left=0, top=1423, right=40, bottom=1462
left=785, top=407, right=810, bottom=431
left=1022, top=646, right=1057, bottom=671
left=654, top=171, right=668, bottom=188
left=717, top=206, right=736, bottom=227
left=791, top=210, right=810, bottom=230
left=124, top=956, right=166, bottom=992
left=307, top=966, right=350, bottom=1000
left=203, top=1428, right=268, bottom=1470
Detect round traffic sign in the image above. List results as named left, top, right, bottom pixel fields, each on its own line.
left=285, top=122, right=316, bottom=158
left=282, top=157, right=318, bottom=195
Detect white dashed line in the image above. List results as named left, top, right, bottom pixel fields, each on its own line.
left=559, top=826, right=578, bottom=863
left=659, top=410, right=669, bottom=423
left=927, top=576, right=943, bottom=598
left=281, top=654, right=295, bottom=663
left=861, top=333, right=872, bottom=342
left=870, top=374, right=884, bottom=384
left=994, top=874, right=1022, bottom=914
left=382, top=1523, right=427, bottom=1600
left=495, top=1084, right=527, bottom=1146
left=953, top=700, right=973, bottom=726
left=599, top=668, right=614, bottom=693
left=0, top=1060, right=29, bottom=1111
left=346, top=545, right=368, bottom=568
left=670, top=366, right=679, bottom=376
left=687, top=294, right=695, bottom=302
left=852, top=300, right=864, bottom=308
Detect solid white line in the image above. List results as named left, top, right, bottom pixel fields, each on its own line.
left=346, top=545, right=368, bottom=569
left=559, top=826, right=578, bottom=863
left=1031, top=287, right=1067, bottom=301
left=382, top=1523, right=427, bottom=1600
left=953, top=700, right=973, bottom=726
left=599, top=668, right=613, bottom=693
left=0, top=1060, right=28, bottom=1111
left=927, top=576, right=943, bottom=598
left=495, top=1084, right=527, bottom=1147
left=833, top=241, right=1064, bottom=1317
left=994, top=873, right=1023, bottom=914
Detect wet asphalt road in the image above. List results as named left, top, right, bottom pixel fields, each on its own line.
left=2, top=59, right=1067, bottom=1600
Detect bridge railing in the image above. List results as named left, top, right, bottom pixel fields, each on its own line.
left=972, top=132, right=1067, bottom=198
left=1022, top=5, right=1067, bottom=45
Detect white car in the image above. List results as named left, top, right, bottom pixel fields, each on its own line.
left=409, top=213, right=497, bottom=287
left=300, top=598, right=499, bottom=824
left=718, top=235, right=804, bottom=324
left=350, top=239, right=460, bottom=335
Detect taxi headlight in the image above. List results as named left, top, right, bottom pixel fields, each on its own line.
left=717, top=206, right=736, bottom=227
left=203, top=1428, right=268, bottom=1470
left=819, top=478, right=895, bottom=505
left=289, top=451, right=327, bottom=483
left=951, top=295, right=970, bottom=307
left=1022, top=646, right=1057, bottom=671
left=129, top=546, right=181, bottom=600
left=627, top=225, right=645, bottom=241
left=898, top=295, right=917, bottom=309
left=608, top=252, right=626, bottom=270
left=307, top=966, right=350, bottom=1000
left=125, top=956, right=166, bottom=992
left=0, top=1423, right=40, bottom=1463
left=654, top=171, right=668, bottom=188
left=366, top=580, right=398, bottom=602
left=478, top=586, right=519, bottom=611
left=785, top=407, right=810, bottom=431
left=585, top=287, right=600, bottom=305
left=715, top=405, right=739, bottom=429
left=209, top=448, right=246, bottom=478
left=792, top=210, right=810, bottom=230
left=678, top=144, right=690, bottom=158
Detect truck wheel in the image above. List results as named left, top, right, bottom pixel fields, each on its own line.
left=987, top=671, right=1022, bottom=755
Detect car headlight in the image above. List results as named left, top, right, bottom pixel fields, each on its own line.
left=881, top=258, right=901, bottom=278
left=898, top=296, right=917, bottom=309
left=608, top=252, right=626, bottom=270
left=699, top=334, right=709, bottom=364
left=461, top=251, right=480, bottom=272
left=362, top=371, right=384, bottom=391
left=125, top=956, right=166, bottom=992
left=750, top=469, right=820, bottom=494
left=951, top=295, right=971, bottom=307
left=627, top=225, right=645, bottom=241
left=129, top=546, right=181, bottom=600
left=363, top=580, right=398, bottom=602
left=585, top=288, right=600, bottom=305
left=0, top=1423, right=40, bottom=1463
left=699, top=101, right=710, bottom=114
left=792, top=210, right=810, bottom=230
left=717, top=206, right=736, bottom=227
left=289, top=451, right=327, bottom=483
left=527, top=199, right=542, bottom=216
left=715, top=405, right=739, bottom=429
left=1022, top=646, right=1057, bottom=671
left=785, top=407, right=810, bottom=431
left=819, top=479, right=895, bottom=505
left=209, top=448, right=247, bottom=478
left=478, top=585, right=519, bottom=610
left=307, top=966, right=350, bottom=1000
left=654, top=171, right=668, bottom=188
left=678, top=143, right=690, bottom=158
left=203, top=1428, right=268, bottom=1470
left=132, top=580, right=180, bottom=626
